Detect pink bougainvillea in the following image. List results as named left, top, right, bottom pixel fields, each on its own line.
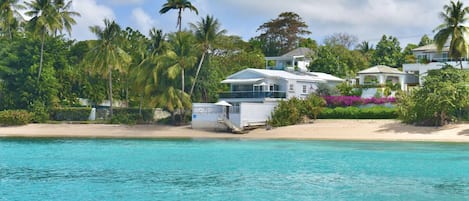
left=323, top=96, right=396, bottom=107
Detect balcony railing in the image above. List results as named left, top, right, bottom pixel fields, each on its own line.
left=219, top=91, right=287, bottom=99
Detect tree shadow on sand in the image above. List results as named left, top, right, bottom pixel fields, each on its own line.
left=377, top=122, right=445, bottom=135
left=457, top=129, right=469, bottom=136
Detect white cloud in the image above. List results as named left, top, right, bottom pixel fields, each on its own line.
left=71, top=0, right=115, bottom=41
left=131, top=8, right=155, bottom=34
left=206, top=0, right=446, bottom=46
left=108, top=0, right=145, bottom=5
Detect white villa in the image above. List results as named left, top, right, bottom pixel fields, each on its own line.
left=403, top=43, right=469, bottom=85
left=192, top=48, right=343, bottom=132
left=265, top=47, right=313, bottom=72
left=357, top=65, right=407, bottom=90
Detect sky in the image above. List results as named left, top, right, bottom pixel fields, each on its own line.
left=64, top=0, right=454, bottom=47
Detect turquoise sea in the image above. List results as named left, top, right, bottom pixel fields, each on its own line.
left=1, top=139, right=468, bottom=201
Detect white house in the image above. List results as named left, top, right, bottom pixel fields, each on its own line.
left=265, top=47, right=313, bottom=72
left=357, top=65, right=407, bottom=90
left=192, top=48, right=344, bottom=132
left=219, top=68, right=329, bottom=104
left=403, top=43, right=469, bottom=85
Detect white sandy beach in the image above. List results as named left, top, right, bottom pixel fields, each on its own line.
left=1, top=119, right=469, bottom=142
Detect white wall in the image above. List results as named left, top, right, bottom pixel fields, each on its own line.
left=403, top=62, right=469, bottom=85
left=239, top=102, right=278, bottom=127
left=191, top=103, right=226, bottom=130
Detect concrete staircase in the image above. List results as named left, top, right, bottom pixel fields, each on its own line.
left=218, top=117, right=245, bottom=134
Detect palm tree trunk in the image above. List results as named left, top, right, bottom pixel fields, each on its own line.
left=38, top=32, right=45, bottom=79
left=181, top=68, right=185, bottom=94
left=139, top=94, right=143, bottom=116
left=109, top=69, right=113, bottom=119
left=178, top=8, right=182, bottom=32
left=460, top=58, right=464, bottom=70
left=181, top=68, right=185, bottom=123
left=189, top=51, right=206, bottom=97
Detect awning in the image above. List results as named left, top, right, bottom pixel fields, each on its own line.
left=214, top=100, right=232, bottom=107
left=221, top=78, right=264, bottom=84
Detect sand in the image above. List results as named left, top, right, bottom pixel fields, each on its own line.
left=1, top=119, right=469, bottom=142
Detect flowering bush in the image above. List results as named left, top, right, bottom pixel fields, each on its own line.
left=323, top=96, right=396, bottom=107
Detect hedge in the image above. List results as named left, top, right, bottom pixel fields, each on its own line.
left=49, top=107, right=155, bottom=123
left=50, top=107, right=91, bottom=121
left=112, top=108, right=154, bottom=123
left=0, top=110, right=32, bottom=126
left=318, top=106, right=397, bottom=119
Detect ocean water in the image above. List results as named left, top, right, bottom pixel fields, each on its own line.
left=0, top=139, right=468, bottom=201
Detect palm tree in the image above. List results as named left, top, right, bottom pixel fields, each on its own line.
left=434, top=0, right=469, bottom=69
left=0, top=0, right=25, bottom=39
left=161, top=31, right=197, bottom=122
left=132, top=28, right=168, bottom=113
left=85, top=19, right=131, bottom=118
left=163, top=31, right=197, bottom=95
left=25, top=0, right=79, bottom=79
left=159, top=0, right=198, bottom=32
left=188, top=15, right=226, bottom=97
left=53, top=0, right=80, bottom=36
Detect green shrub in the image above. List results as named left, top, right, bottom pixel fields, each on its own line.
left=0, top=110, right=32, bottom=126
left=112, top=108, right=154, bottom=124
left=110, top=113, right=137, bottom=125
left=318, top=106, right=397, bottom=119
left=268, top=95, right=326, bottom=127
left=29, top=101, right=49, bottom=123
left=396, top=66, right=469, bottom=126
left=50, top=107, right=91, bottom=121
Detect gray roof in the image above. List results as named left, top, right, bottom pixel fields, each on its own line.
left=358, top=65, right=405, bottom=74
left=223, top=68, right=326, bottom=83
left=281, top=47, right=313, bottom=57
left=306, top=72, right=344, bottom=82
left=412, top=43, right=449, bottom=52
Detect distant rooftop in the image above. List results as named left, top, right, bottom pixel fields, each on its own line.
left=358, top=65, right=405, bottom=74
left=281, top=47, right=313, bottom=57
left=412, top=43, right=449, bottom=52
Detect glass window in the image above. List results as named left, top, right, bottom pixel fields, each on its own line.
left=289, top=84, right=294, bottom=91
left=302, top=85, right=307, bottom=93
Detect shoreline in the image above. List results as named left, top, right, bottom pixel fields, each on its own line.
left=1, top=119, right=469, bottom=142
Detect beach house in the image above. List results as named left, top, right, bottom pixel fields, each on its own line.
left=403, top=43, right=469, bottom=85
left=192, top=48, right=343, bottom=132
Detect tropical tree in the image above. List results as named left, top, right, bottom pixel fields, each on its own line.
left=371, top=35, right=403, bottom=67
left=418, top=34, right=433, bottom=47
left=324, top=32, right=358, bottom=49
left=254, top=12, right=311, bottom=56
left=189, top=15, right=226, bottom=97
left=25, top=0, right=79, bottom=79
left=0, top=0, right=25, bottom=39
left=159, top=0, right=198, bottom=32
left=160, top=31, right=197, bottom=122
left=53, top=0, right=80, bottom=36
left=85, top=19, right=131, bottom=118
left=163, top=31, right=197, bottom=95
left=433, top=0, right=469, bottom=69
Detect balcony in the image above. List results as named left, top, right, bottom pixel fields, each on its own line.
left=219, top=91, right=287, bottom=99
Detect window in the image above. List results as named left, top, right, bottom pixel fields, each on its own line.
left=289, top=84, right=294, bottom=91
left=302, top=85, right=307, bottom=93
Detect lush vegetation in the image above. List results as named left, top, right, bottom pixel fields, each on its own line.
left=0, top=110, right=32, bottom=126
left=323, top=96, right=396, bottom=107
left=396, top=66, right=469, bottom=126
left=1, top=0, right=468, bottom=127
left=319, top=107, right=397, bottom=119
left=268, top=95, right=326, bottom=127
